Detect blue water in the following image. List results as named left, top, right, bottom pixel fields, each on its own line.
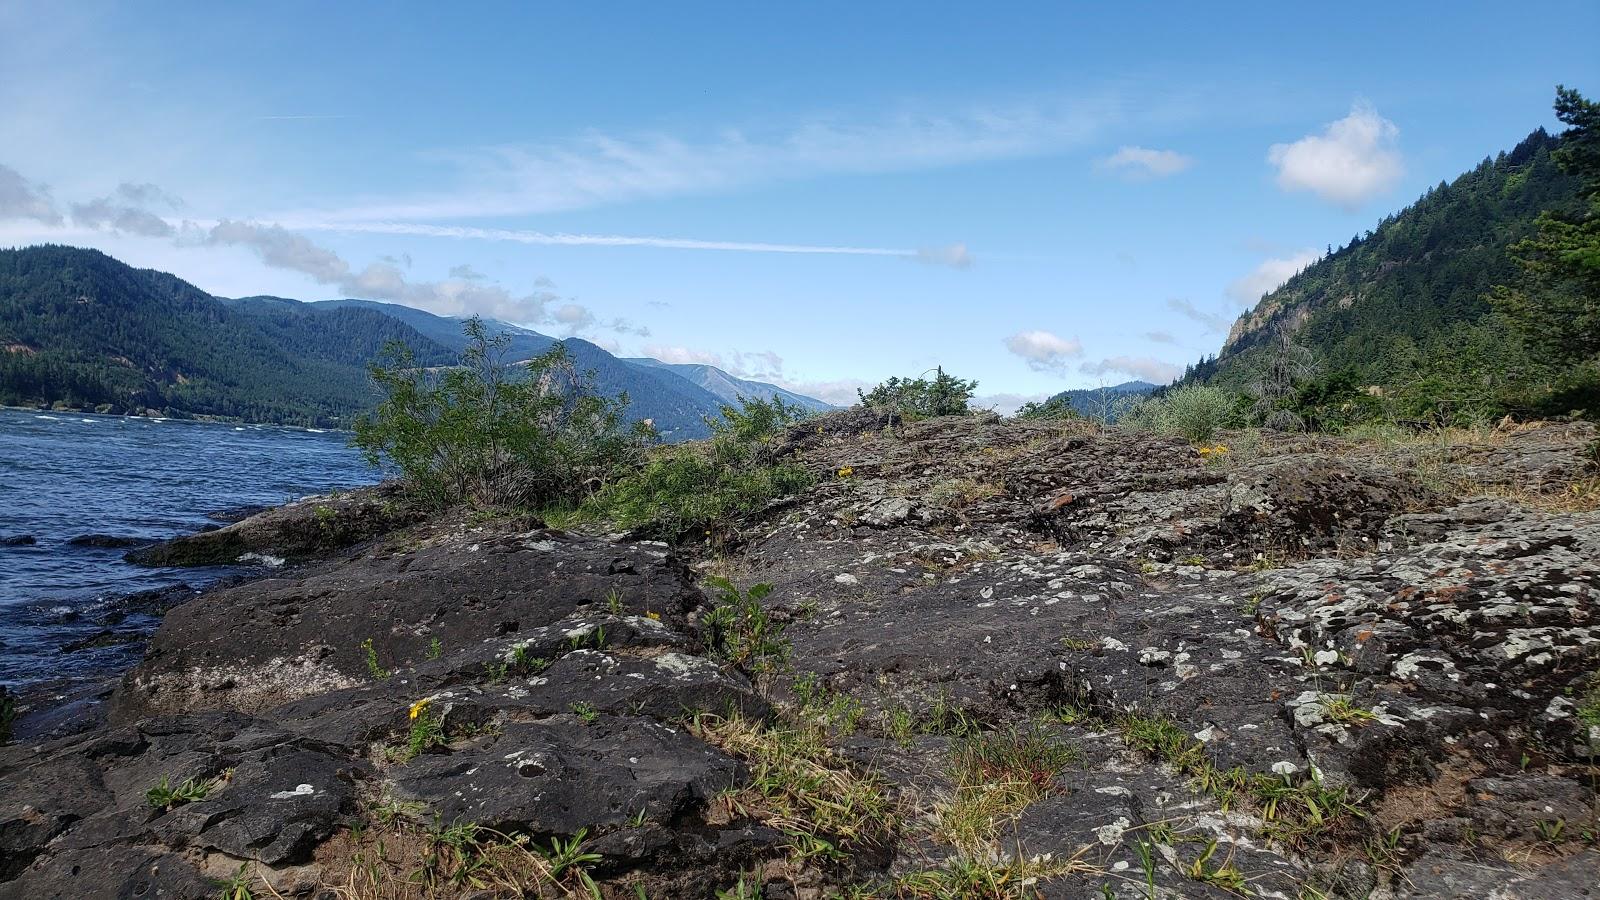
left=0, top=409, right=376, bottom=688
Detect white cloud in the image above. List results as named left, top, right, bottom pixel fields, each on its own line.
left=1226, top=249, right=1320, bottom=306
left=1003, top=329, right=1084, bottom=375
left=307, top=97, right=1121, bottom=222
left=71, top=196, right=175, bottom=237
left=1268, top=103, right=1402, bottom=209
left=1144, top=330, right=1178, bottom=345
left=1079, top=356, right=1181, bottom=384
left=0, top=163, right=63, bottom=225
left=1098, top=145, right=1194, bottom=179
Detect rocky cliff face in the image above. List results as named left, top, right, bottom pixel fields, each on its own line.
left=3, top=413, right=1598, bottom=898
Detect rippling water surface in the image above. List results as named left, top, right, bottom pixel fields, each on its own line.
left=0, top=409, right=375, bottom=687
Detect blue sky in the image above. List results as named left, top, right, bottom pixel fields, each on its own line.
left=2, top=1, right=1596, bottom=407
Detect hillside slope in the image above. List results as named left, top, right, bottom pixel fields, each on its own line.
left=1193, top=127, right=1585, bottom=422
left=0, top=246, right=456, bottom=425
left=0, top=247, right=829, bottom=436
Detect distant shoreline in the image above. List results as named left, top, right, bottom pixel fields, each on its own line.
left=0, top=405, right=355, bottom=434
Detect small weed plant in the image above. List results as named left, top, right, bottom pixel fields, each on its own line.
left=703, top=577, right=789, bottom=676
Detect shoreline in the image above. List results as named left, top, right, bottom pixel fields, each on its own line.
left=0, top=404, right=356, bottom=433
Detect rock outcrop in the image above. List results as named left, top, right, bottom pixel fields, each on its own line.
left=3, top=415, right=1597, bottom=898
left=123, top=482, right=426, bottom=568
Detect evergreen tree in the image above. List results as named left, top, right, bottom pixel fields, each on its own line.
left=1491, top=87, right=1600, bottom=378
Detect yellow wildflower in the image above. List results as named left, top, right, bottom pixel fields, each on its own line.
left=837, top=466, right=854, bottom=478
left=646, top=611, right=662, bottom=621
left=409, top=698, right=430, bottom=720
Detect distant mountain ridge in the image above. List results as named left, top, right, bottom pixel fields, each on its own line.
left=625, top=358, right=833, bottom=413
left=0, top=245, right=829, bottom=437
left=1046, top=380, right=1155, bottom=420
left=308, top=298, right=833, bottom=431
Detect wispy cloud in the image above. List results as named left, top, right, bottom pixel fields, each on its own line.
left=71, top=184, right=180, bottom=237
left=1143, top=330, right=1179, bottom=345
left=1268, top=102, right=1402, bottom=209
left=0, top=163, right=63, bottom=225
left=1226, top=249, right=1320, bottom=306
left=296, top=220, right=975, bottom=267
left=771, top=377, right=869, bottom=407
left=642, top=344, right=786, bottom=380
left=1097, top=145, right=1194, bottom=179
left=307, top=96, right=1124, bottom=221
left=195, top=219, right=639, bottom=335
left=1165, top=298, right=1232, bottom=333
left=1079, top=355, right=1181, bottom=384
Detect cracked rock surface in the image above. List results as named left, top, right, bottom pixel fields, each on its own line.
left=3, top=413, right=1597, bottom=898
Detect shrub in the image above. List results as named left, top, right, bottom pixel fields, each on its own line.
left=1122, top=383, right=1240, bottom=443
left=354, top=318, right=650, bottom=509
left=580, top=396, right=811, bottom=538
left=857, top=367, right=977, bottom=420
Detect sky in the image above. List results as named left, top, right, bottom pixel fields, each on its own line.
left=1, top=2, right=1597, bottom=409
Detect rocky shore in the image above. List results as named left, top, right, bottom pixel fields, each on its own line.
left=3, top=412, right=1597, bottom=898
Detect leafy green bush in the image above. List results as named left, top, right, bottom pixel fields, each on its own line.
left=1122, top=383, right=1240, bottom=443
left=353, top=318, right=650, bottom=509
left=580, top=396, right=812, bottom=538
left=857, top=367, right=978, bottom=420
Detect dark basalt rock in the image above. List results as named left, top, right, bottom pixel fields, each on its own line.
left=206, top=504, right=270, bottom=524
left=110, top=528, right=705, bottom=721
left=0, top=845, right=215, bottom=900
left=0, top=534, right=35, bottom=546
left=6, top=414, right=1599, bottom=897
left=66, top=534, right=151, bottom=549
left=388, top=717, right=739, bottom=843
left=124, top=481, right=424, bottom=568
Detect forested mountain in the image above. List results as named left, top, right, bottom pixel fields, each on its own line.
left=234, top=297, right=732, bottom=438
left=302, top=301, right=831, bottom=436
left=1191, top=118, right=1594, bottom=425
left=0, top=245, right=828, bottom=436
left=0, top=246, right=458, bottom=425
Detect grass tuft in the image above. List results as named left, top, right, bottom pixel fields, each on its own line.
left=690, top=712, right=896, bottom=859
left=934, top=727, right=1078, bottom=855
